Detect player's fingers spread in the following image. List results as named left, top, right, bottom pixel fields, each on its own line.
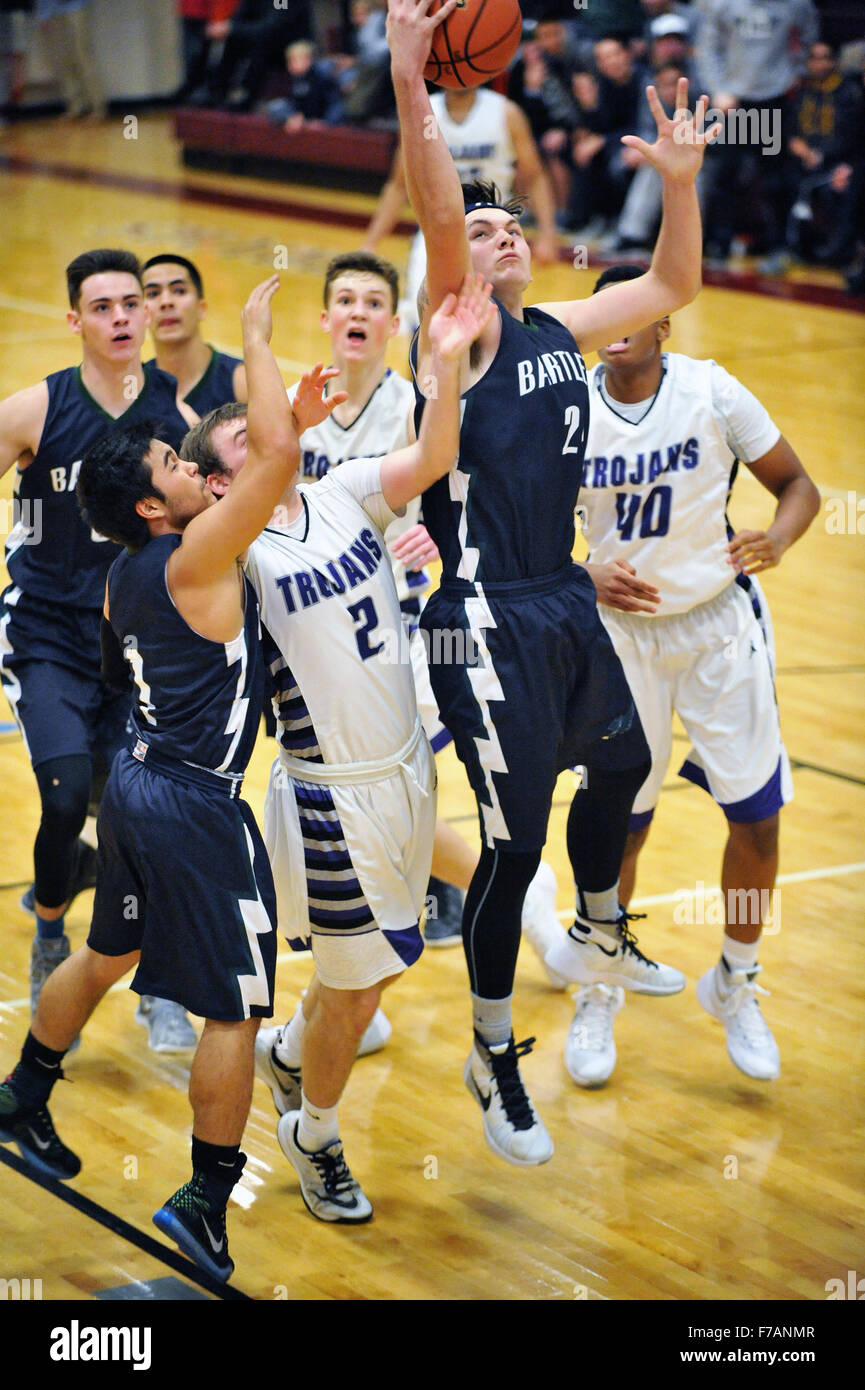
left=645, top=84, right=666, bottom=125
left=675, top=75, right=689, bottom=115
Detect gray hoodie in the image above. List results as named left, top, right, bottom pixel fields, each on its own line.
left=696, top=0, right=819, bottom=101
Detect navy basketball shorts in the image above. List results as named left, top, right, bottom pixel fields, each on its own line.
left=88, top=749, right=277, bottom=1022
left=0, top=587, right=130, bottom=769
left=421, top=563, right=649, bottom=853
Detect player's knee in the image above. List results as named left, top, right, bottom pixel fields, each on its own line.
left=625, top=823, right=651, bottom=858
left=319, top=982, right=380, bottom=1038
left=34, top=756, right=91, bottom=838
left=82, top=944, right=138, bottom=989
left=728, top=814, right=779, bottom=861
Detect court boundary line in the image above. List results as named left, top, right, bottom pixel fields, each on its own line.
left=0, top=1144, right=252, bottom=1301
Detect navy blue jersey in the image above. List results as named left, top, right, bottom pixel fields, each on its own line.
left=411, top=302, right=589, bottom=584
left=107, top=534, right=264, bottom=778
left=178, top=347, right=242, bottom=417
left=6, top=362, right=190, bottom=611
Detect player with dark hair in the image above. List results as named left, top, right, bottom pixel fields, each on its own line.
left=0, top=277, right=340, bottom=1281
left=526, top=263, right=819, bottom=1086
left=143, top=253, right=247, bottom=416
left=386, top=0, right=720, bottom=1166
left=0, top=248, right=197, bottom=1051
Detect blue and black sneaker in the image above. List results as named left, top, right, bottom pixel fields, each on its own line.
left=153, top=1160, right=245, bottom=1283
left=0, top=1080, right=81, bottom=1180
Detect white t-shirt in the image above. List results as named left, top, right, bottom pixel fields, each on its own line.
left=245, top=457, right=419, bottom=766
left=579, top=353, right=781, bottom=614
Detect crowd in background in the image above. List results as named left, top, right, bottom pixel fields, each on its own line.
left=0, top=0, right=863, bottom=287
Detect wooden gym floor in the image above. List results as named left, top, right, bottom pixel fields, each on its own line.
left=0, top=113, right=863, bottom=1306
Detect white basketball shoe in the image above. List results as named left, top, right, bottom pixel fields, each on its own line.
left=520, top=862, right=569, bottom=987
left=697, top=962, right=780, bottom=1080
left=564, top=984, right=625, bottom=1087
left=464, top=1032, right=554, bottom=1166
left=545, top=912, right=685, bottom=995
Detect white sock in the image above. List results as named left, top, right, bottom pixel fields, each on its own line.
left=274, top=1002, right=306, bottom=1068
left=720, top=933, right=760, bottom=977
left=472, top=993, right=512, bottom=1049
left=297, top=1092, right=339, bottom=1152
left=575, top=885, right=620, bottom=940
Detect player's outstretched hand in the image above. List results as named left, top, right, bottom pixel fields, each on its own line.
left=428, top=273, right=494, bottom=362
left=387, top=0, right=461, bottom=80
left=391, top=522, right=440, bottom=570
left=291, top=364, right=349, bottom=436
left=726, top=528, right=784, bottom=575
left=242, top=275, right=281, bottom=346
left=585, top=559, right=660, bottom=614
left=621, top=77, right=721, bottom=184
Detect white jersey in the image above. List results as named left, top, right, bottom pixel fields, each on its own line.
left=579, top=353, right=781, bottom=615
left=429, top=88, right=516, bottom=195
left=402, top=90, right=518, bottom=335
left=245, top=457, right=419, bottom=766
left=289, top=369, right=428, bottom=605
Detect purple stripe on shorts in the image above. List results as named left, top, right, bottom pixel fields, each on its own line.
left=678, top=755, right=784, bottom=823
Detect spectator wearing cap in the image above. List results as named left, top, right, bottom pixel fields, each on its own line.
left=647, top=13, right=699, bottom=78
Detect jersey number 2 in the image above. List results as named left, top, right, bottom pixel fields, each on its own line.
left=347, top=596, right=384, bottom=661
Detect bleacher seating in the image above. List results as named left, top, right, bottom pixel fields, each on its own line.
left=174, top=108, right=397, bottom=189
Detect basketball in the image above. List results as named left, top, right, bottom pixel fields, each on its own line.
left=424, top=0, right=524, bottom=90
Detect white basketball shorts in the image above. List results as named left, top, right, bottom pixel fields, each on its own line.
left=600, top=579, right=793, bottom=825
left=263, top=719, right=437, bottom=989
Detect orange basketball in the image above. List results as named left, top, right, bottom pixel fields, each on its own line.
left=424, top=0, right=524, bottom=90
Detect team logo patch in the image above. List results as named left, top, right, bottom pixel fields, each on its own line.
left=132, top=739, right=148, bottom=761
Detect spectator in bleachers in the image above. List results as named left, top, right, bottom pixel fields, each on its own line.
left=695, top=0, right=820, bottom=269
left=785, top=40, right=865, bottom=270
left=337, top=0, right=394, bottom=123
left=35, top=0, right=106, bottom=120
left=177, top=1, right=240, bottom=103
left=198, top=0, right=311, bottom=111
left=508, top=11, right=582, bottom=145
left=264, top=39, right=345, bottom=132
left=645, top=12, right=697, bottom=76
left=637, top=0, right=699, bottom=51
left=508, top=14, right=583, bottom=214
left=563, top=35, right=646, bottom=234
left=583, top=0, right=644, bottom=44
left=603, top=59, right=694, bottom=251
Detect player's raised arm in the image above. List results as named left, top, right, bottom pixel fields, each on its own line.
left=537, top=79, right=720, bottom=355
left=380, top=274, right=493, bottom=511
left=172, top=277, right=299, bottom=585
left=387, top=0, right=471, bottom=313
